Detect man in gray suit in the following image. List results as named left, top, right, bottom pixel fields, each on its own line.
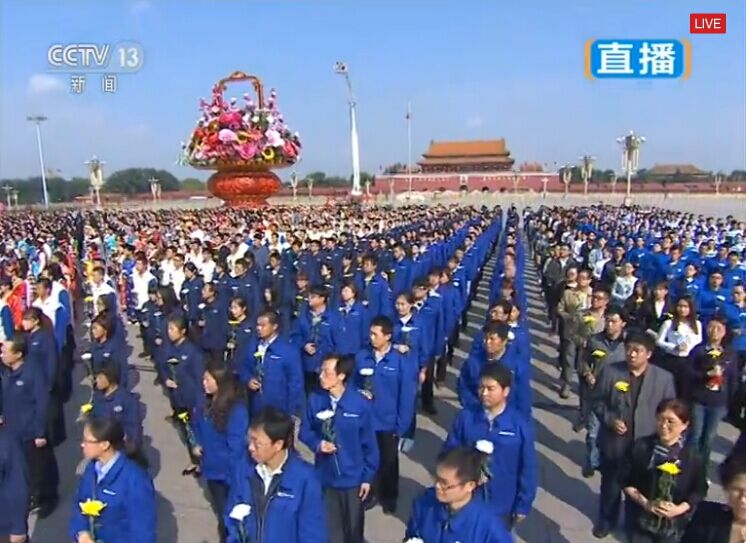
left=591, top=332, right=676, bottom=538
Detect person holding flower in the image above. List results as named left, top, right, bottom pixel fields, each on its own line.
left=405, top=447, right=513, bottom=543
left=655, top=295, right=703, bottom=398
left=89, top=314, right=129, bottom=390
left=623, top=399, right=707, bottom=543
left=225, top=297, right=257, bottom=377
left=300, top=354, right=379, bottom=543
left=192, top=363, right=248, bottom=543
left=70, top=418, right=156, bottom=543
left=687, top=316, right=739, bottom=465
left=592, top=333, right=676, bottom=538
left=224, top=407, right=328, bottom=543
left=444, top=362, right=537, bottom=530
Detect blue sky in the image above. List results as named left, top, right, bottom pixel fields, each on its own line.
left=1, top=0, right=744, bottom=182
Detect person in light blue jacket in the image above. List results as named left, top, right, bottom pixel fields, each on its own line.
left=405, top=447, right=513, bottom=543
left=300, top=354, right=379, bottom=543
left=69, top=418, right=155, bottom=543
left=224, top=407, right=328, bottom=543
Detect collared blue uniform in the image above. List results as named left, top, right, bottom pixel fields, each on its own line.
left=389, top=256, right=413, bottom=298
left=242, top=336, right=304, bottom=417
left=91, top=336, right=129, bottom=389
left=168, top=339, right=206, bottom=411
left=25, top=328, right=57, bottom=391
left=181, top=276, right=205, bottom=324
left=1, top=360, right=49, bottom=442
left=444, top=406, right=538, bottom=518
left=698, top=286, right=731, bottom=320
left=291, top=307, right=340, bottom=374
left=69, top=454, right=156, bottom=543
left=724, top=265, right=745, bottom=289
left=335, top=301, right=367, bottom=356
left=199, top=298, right=230, bottom=353
left=300, top=387, right=379, bottom=489
left=224, top=453, right=328, bottom=543
left=353, top=348, right=416, bottom=435
left=406, top=488, right=513, bottom=543
left=230, top=272, right=262, bottom=321
left=724, top=301, right=746, bottom=354
left=90, top=386, right=142, bottom=448
left=228, top=317, right=258, bottom=378
left=0, top=429, right=29, bottom=537
left=193, top=401, right=249, bottom=482
left=355, top=273, right=392, bottom=327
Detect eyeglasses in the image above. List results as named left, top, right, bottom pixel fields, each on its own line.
left=434, top=479, right=465, bottom=492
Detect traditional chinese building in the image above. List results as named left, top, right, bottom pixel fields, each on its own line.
left=418, top=139, right=515, bottom=173
left=646, top=163, right=710, bottom=182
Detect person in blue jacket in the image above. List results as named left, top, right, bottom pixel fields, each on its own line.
left=412, top=278, right=443, bottom=415
left=355, top=254, right=392, bottom=326
left=300, top=354, right=379, bottom=543
left=2, top=333, right=60, bottom=518
left=405, top=447, right=513, bottom=543
left=291, top=285, right=340, bottom=393
left=69, top=418, right=156, bottom=543
left=698, top=269, right=731, bottom=322
left=244, top=311, right=303, bottom=419
left=458, top=322, right=531, bottom=417
left=354, top=316, right=416, bottom=514
left=335, top=280, right=367, bottom=357
left=445, top=362, right=537, bottom=530
left=389, top=244, right=413, bottom=298
left=224, top=407, right=328, bottom=543
left=197, top=282, right=229, bottom=365
left=0, top=418, right=29, bottom=543
left=230, top=257, right=262, bottom=321
left=181, top=262, right=205, bottom=327
left=191, top=363, right=249, bottom=543
left=165, top=313, right=206, bottom=418
left=90, top=363, right=143, bottom=463
left=89, top=314, right=129, bottom=390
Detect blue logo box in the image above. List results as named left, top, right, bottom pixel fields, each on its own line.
left=585, top=39, right=690, bottom=79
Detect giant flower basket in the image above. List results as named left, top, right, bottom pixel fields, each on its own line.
left=181, top=71, right=301, bottom=207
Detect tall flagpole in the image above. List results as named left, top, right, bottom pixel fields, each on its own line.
left=407, top=102, right=412, bottom=196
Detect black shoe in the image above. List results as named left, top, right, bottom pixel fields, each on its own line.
left=572, top=421, right=585, bottom=433
left=382, top=502, right=397, bottom=515
left=592, top=524, right=610, bottom=538
left=29, top=497, right=41, bottom=514
left=363, top=495, right=378, bottom=511
left=37, top=497, right=58, bottom=519
left=559, top=385, right=571, bottom=399
left=582, top=463, right=595, bottom=478
left=422, top=404, right=438, bottom=416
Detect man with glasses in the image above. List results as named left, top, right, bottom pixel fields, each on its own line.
left=405, top=447, right=512, bottom=543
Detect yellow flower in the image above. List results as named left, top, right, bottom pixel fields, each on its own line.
left=79, top=499, right=107, bottom=517
left=228, top=320, right=241, bottom=325
left=635, top=297, right=644, bottom=304
left=708, top=349, right=722, bottom=358
left=84, top=296, right=94, bottom=303
left=614, top=381, right=630, bottom=393
left=583, top=315, right=595, bottom=324
left=79, top=403, right=93, bottom=415
left=177, top=412, right=190, bottom=423
left=254, top=352, right=264, bottom=358
left=592, top=350, right=606, bottom=358
left=261, top=147, right=276, bottom=161
left=657, top=462, right=681, bottom=476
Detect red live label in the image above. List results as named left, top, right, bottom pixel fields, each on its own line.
left=690, top=13, right=726, bottom=34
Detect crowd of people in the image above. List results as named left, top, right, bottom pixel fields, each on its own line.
left=0, top=201, right=743, bottom=543
left=529, top=205, right=746, bottom=542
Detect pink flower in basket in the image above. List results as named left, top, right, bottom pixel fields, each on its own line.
left=237, top=141, right=259, bottom=160
left=219, top=129, right=238, bottom=144
left=265, top=129, right=284, bottom=147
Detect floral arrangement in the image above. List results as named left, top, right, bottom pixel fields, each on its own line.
left=181, top=84, right=301, bottom=168
left=640, top=461, right=682, bottom=537
left=79, top=499, right=107, bottom=541
left=229, top=504, right=252, bottom=543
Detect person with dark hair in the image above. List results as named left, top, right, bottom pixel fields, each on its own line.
left=89, top=314, right=128, bottom=389
left=623, top=399, right=707, bottom=543
left=335, top=280, right=366, bottom=357
left=230, top=257, right=262, bottom=322
left=243, top=311, right=303, bottom=419
left=458, top=322, right=530, bottom=417
left=1, top=335, right=59, bottom=518
left=192, top=364, right=248, bottom=543
left=164, top=313, right=206, bottom=418
left=225, top=297, right=256, bottom=375
left=89, top=363, right=143, bottom=462
left=291, top=285, right=341, bottom=393
left=224, top=407, right=328, bottom=543
left=300, top=354, right=378, bottom=543
left=197, top=282, right=229, bottom=366
left=69, top=419, right=156, bottom=543
left=181, top=261, right=204, bottom=327
left=0, top=411, right=29, bottom=543
left=355, top=254, right=392, bottom=325
left=405, top=447, right=512, bottom=543
left=260, top=251, right=290, bottom=327
left=445, top=362, right=537, bottom=530
left=591, top=333, right=676, bottom=538
left=681, top=452, right=746, bottom=543
left=577, top=306, right=628, bottom=474
left=354, top=316, right=416, bottom=515
left=150, top=286, right=178, bottom=385
left=687, top=317, right=739, bottom=466
left=94, top=294, right=127, bottom=351
left=698, top=269, right=731, bottom=321
left=0, top=278, right=16, bottom=342
left=389, top=244, right=412, bottom=298
left=655, top=295, right=703, bottom=397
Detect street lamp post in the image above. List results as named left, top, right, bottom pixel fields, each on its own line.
left=2, top=184, right=13, bottom=209
left=148, top=176, right=161, bottom=203
left=714, top=171, right=724, bottom=196
left=512, top=168, right=520, bottom=194
left=541, top=176, right=549, bottom=199
left=334, top=62, right=362, bottom=196
left=11, top=190, right=19, bottom=208
left=609, top=172, right=618, bottom=195
left=562, top=164, right=572, bottom=197
left=26, top=115, right=50, bottom=208
left=617, top=130, right=645, bottom=198
left=289, top=171, right=299, bottom=202
left=580, top=154, right=595, bottom=197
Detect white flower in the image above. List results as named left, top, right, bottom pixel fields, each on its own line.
left=316, top=409, right=335, bottom=421
left=359, top=368, right=374, bottom=377
left=401, top=326, right=414, bottom=333
left=404, top=539, right=424, bottom=543
left=81, top=352, right=92, bottom=361
left=228, top=503, right=252, bottom=521
left=198, top=303, right=206, bottom=310
left=476, top=440, right=494, bottom=455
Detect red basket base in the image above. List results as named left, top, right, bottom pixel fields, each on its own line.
left=207, top=168, right=281, bottom=208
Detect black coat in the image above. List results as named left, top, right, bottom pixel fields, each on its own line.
left=680, top=501, right=732, bottom=543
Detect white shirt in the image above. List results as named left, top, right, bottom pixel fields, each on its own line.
left=33, top=294, right=60, bottom=326
left=171, top=268, right=186, bottom=300
left=160, top=258, right=174, bottom=287
left=132, top=270, right=156, bottom=310
left=201, top=260, right=216, bottom=283
left=91, top=280, right=116, bottom=310
left=656, top=319, right=702, bottom=357
left=255, top=451, right=289, bottom=495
